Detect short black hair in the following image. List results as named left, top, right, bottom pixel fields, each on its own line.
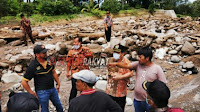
left=147, top=80, right=170, bottom=108
left=20, top=14, right=24, bottom=18
left=138, top=47, right=153, bottom=61
left=75, top=37, right=82, bottom=43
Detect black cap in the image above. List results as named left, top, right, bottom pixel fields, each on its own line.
left=142, top=80, right=170, bottom=107
left=34, top=45, right=48, bottom=54
left=7, top=92, right=39, bottom=112
left=113, top=44, right=128, bottom=53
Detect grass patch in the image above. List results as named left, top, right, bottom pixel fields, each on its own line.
left=0, top=9, right=148, bottom=25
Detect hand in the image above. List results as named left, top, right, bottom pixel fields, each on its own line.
left=106, top=28, right=108, bottom=31
left=56, top=84, right=60, bottom=93
left=66, top=74, right=71, bottom=79
left=112, top=75, right=122, bottom=80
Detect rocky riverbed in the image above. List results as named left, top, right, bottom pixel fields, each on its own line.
left=0, top=15, right=200, bottom=112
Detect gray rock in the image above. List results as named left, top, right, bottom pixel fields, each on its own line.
left=102, top=75, right=107, bottom=80
left=10, top=40, right=23, bottom=46
left=171, top=56, right=181, bottom=63
left=181, top=41, right=195, bottom=55
left=126, top=97, right=133, bottom=106
left=179, top=62, right=185, bottom=66
left=175, top=45, right=183, bottom=51
left=0, top=39, right=6, bottom=47
left=0, top=62, right=9, bottom=68
left=124, top=54, right=131, bottom=60
left=97, top=37, right=106, bottom=44
left=14, top=65, right=23, bottom=73
left=82, top=37, right=90, bottom=43
left=95, top=80, right=107, bottom=91
left=120, top=37, right=133, bottom=47
left=131, top=51, right=137, bottom=60
left=110, top=38, right=121, bottom=49
left=175, top=37, right=183, bottom=44
left=1, top=71, right=22, bottom=83
left=168, top=50, right=178, bottom=55
left=87, top=44, right=102, bottom=49
left=12, top=83, right=21, bottom=91
left=183, top=61, right=194, bottom=69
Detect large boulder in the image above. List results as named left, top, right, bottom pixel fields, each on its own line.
left=1, top=71, right=22, bottom=83
left=181, top=41, right=196, bottom=55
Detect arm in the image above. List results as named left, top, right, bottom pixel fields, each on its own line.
left=104, top=23, right=108, bottom=31
left=113, top=71, right=133, bottom=80
left=21, top=79, right=37, bottom=98
left=109, top=62, right=133, bottom=69
left=53, top=70, right=61, bottom=92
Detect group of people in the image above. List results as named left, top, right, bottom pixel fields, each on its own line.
left=4, top=13, right=184, bottom=112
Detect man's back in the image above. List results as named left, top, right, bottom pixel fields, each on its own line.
left=68, top=91, right=122, bottom=112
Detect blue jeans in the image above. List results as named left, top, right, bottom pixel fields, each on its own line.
left=36, top=88, right=63, bottom=112
left=134, top=99, right=151, bottom=112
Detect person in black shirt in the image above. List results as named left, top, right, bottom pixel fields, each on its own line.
left=21, top=45, right=63, bottom=112
left=68, top=70, right=122, bottom=112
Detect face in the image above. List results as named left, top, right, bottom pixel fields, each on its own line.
left=138, top=55, right=149, bottom=65
left=36, top=52, right=47, bottom=60
left=73, top=38, right=80, bottom=46
left=106, top=13, right=110, bottom=17
left=146, top=93, right=156, bottom=108
left=76, top=80, right=85, bottom=91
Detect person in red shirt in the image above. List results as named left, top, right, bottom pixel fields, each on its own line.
left=142, top=80, right=184, bottom=112
left=20, top=14, right=35, bottom=46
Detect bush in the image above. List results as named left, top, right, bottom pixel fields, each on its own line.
left=37, top=0, right=78, bottom=15
left=21, top=3, right=34, bottom=16
left=91, top=10, right=102, bottom=17
left=101, top=0, right=121, bottom=13
left=148, top=4, right=156, bottom=15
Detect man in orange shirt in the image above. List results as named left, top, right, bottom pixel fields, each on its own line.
left=106, top=44, right=133, bottom=111
left=66, top=37, right=93, bottom=102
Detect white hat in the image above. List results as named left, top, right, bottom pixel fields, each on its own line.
left=73, top=70, right=98, bottom=84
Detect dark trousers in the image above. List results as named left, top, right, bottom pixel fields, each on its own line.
left=105, top=26, right=111, bottom=42
left=109, top=95, right=126, bottom=112
left=69, top=78, right=77, bottom=103
left=22, top=32, right=35, bottom=45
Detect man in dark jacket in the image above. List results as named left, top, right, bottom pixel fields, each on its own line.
left=68, top=70, right=123, bottom=112
left=142, top=80, right=184, bottom=112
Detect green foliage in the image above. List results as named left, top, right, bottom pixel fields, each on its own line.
left=101, top=0, right=121, bottom=13
left=35, top=0, right=79, bottom=15
left=21, top=3, right=34, bottom=16
left=148, top=4, right=156, bottom=15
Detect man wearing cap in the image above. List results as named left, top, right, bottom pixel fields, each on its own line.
left=104, top=11, right=114, bottom=47
left=106, top=44, right=133, bottom=111
left=66, top=37, right=93, bottom=102
left=7, top=92, right=39, bottom=112
left=109, top=47, right=167, bottom=112
left=142, top=80, right=184, bottom=112
left=68, top=70, right=123, bottom=112
left=21, top=45, right=64, bottom=112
